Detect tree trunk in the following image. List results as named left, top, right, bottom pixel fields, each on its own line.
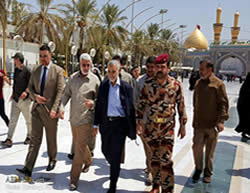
left=102, top=48, right=105, bottom=77
left=65, top=33, right=69, bottom=77
left=79, top=27, right=85, bottom=54
left=40, top=19, right=44, bottom=45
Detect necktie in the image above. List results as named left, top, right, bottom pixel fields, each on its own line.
left=40, top=66, right=47, bottom=96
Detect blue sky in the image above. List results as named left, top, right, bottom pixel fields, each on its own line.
left=19, top=0, right=250, bottom=42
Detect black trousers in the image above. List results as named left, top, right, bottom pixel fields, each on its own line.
left=100, top=118, right=127, bottom=191
left=0, top=98, right=9, bottom=126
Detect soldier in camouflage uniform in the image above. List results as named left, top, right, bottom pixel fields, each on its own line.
left=136, top=54, right=187, bottom=193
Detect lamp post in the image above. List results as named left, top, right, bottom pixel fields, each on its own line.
left=126, top=6, right=153, bottom=29
left=159, top=9, right=168, bottom=29
left=179, top=25, right=187, bottom=46
left=131, top=0, right=135, bottom=34
left=138, top=12, right=162, bottom=30
left=129, top=0, right=144, bottom=34
left=179, top=25, right=187, bottom=74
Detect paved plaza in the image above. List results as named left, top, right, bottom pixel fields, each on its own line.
left=0, top=79, right=249, bottom=193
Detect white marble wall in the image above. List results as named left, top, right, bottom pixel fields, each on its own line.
left=0, top=39, right=39, bottom=72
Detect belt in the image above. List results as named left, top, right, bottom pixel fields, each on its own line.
left=152, top=117, right=173, bottom=124
left=107, top=116, right=125, bottom=122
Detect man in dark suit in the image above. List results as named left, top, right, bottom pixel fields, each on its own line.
left=94, top=60, right=136, bottom=193
left=16, top=44, right=65, bottom=178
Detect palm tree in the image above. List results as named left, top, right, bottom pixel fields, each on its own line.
left=100, top=3, right=128, bottom=49
left=0, top=0, right=12, bottom=72
left=56, top=0, right=97, bottom=76
left=56, top=0, right=78, bottom=77
left=11, top=0, right=28, bottom=26
left=86, top=25, right=112, bottom=65
left=126, top=29, right=151, bottom=66
left=16, top=0, right=65, bottom=46
left=71, top=0, right=97, bottom=54
left=147, top=23, right=160, bottom=40
left=160, top=29, right=177, bottom=41
left=158, top=29, right=180, bottom=62
left=92, top=3, right=128, bottom=75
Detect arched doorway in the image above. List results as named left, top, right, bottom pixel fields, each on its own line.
left=219, top=56, right=244, bottom=76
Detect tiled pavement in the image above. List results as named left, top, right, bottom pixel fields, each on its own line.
left=0, top=79, right=249, bottom=193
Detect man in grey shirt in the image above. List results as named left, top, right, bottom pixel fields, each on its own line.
left=59, top=53, right=100, bottom=191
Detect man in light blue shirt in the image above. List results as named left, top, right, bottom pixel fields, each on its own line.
left=94, top=60, right=136, bottom=193
left=107, top=77, right=125, bottom=117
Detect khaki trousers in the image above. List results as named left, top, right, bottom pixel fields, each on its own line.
left=8, top=98, right=32, bottom=140
left=25, top=105, right=58, bottom=171
left=70, top=124, right=92, bottom=185
left=70, top=135, right=96, bottom=155
left=192, top=128, right=218, bottom=176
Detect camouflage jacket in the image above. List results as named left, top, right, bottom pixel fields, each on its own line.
left=136, top=76, right=187, bottom=130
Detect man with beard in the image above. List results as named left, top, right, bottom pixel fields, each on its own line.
left=136, top=54, right=187, bottom=193
left=192, top=60, right=229, bottom=184
left=60, top=53, right=100, bottom=191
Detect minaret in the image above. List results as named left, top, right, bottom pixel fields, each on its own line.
left=213, top=7, right=223, bottom=44
left=231, top=11, right=240, bottom=43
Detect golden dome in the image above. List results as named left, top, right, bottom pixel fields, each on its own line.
left=184, top=25, right=208, bottom=50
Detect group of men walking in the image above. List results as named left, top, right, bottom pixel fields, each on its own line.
left=0, top=44, right=229, bottom=193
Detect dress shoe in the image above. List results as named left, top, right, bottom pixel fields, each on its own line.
left=242, top=133, right=250, bottom=139
left=192, top=169, right=202, bottom=183
left=24, top=137, right=30, bottom=145
left=241, top=133, right=250, bottom=142
left=1, top=138, right=13, bottom=148
left=107, top=183, right=116, bottom=193
left=46, top=161, right=56, bottom=171
left=16, top=167, right=32, bottom=177
left=69, top=183, right=77, bottom=191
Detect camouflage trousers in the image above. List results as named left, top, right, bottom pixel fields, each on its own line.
left=144, top=126, right=175, bottom=193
